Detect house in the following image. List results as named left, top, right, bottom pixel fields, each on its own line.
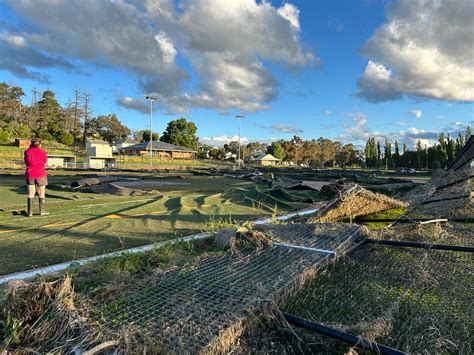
left=114, top=138, right=137, bottom=152
left=84, top=139, right=116, bottom=169
left=251, top=154, right=280, bottom=166
left=119, top=141, right=196, bottom=159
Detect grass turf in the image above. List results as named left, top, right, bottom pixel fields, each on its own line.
left=0, top=172, right=321, bottom=275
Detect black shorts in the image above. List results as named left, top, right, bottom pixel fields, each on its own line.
left=26, top=176, right=48, bottom=187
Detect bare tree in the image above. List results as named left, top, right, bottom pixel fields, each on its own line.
left=81, top=92, right=92, bottom=143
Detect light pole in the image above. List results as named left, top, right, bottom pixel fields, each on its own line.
left=146, top=95, right=156, bottom=168
left=236, top=114, right=244, bottom=168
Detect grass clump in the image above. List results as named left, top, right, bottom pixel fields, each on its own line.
left=356, top=207, right=406, bottom=230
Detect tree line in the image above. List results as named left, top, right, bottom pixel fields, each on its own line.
left=364, top=129, right=471, bottom=170
left=0, top=82, right=201, bottom=151
left=200, top=136, right=362, bottom=168
left=0, top=82, right=130, bottom=145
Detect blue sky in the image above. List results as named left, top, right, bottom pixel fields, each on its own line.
left=1, top=0, right=472, bottom=147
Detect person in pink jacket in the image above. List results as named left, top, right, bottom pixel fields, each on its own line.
left=24, top=138, right=49, bottom=216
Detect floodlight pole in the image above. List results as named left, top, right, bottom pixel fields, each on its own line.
left=236, top=114, right=244, bottom=168
left=146, top=96, right=157, bottom=168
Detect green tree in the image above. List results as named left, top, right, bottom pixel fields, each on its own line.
left=59, top=132, right=74, bottom=145
left=37, top=90, right=62, bottom=132
left=393, top=140, right=401, bottom=168
left=267, top=141, right=285, bottom=161
left=139, top=129, right=159, bottom=142
left=336, top=144, right=357, bottom=168
left=466, top=126, right=472, bottom=142
left=384, top=138, right=392, bottom=169
left=89, top=114, right=131, bottom=143
left=364, top=137, right=377, bottom=168
left=0, top=128, right=9, bottom=144
left=160, top=117, right=198, bottom=150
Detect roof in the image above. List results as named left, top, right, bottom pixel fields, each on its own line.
left=447, top=135, right=474, bottom=171
left=116, top=138, right=137, bottom=144
left=253, top=153, right=279, bottom=161
left=86, top=139, right=110, bottom=145
left=120, top=141, right=196, bottom=153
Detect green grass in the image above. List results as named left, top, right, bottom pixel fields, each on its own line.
left=356, top=207, right=406, bottom=229
left=281, top=244, right=473, bottom=353
left=0, top=172, right=318, bottom=275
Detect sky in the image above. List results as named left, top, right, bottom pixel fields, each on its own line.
left=0, top=0, right=473, bottom=148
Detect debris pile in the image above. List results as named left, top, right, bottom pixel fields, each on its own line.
left=309, top=183, right=407, bottom=222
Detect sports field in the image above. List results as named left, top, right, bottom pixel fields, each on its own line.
left=0, top=170, right=321, bottom=275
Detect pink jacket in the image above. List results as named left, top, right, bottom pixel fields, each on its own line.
left=24, top=146, right=47, bottom=180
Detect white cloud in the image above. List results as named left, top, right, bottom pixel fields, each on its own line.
left=201, top=135, right=249, bottom=147
left=256, top=124, right=303, bottom=134
left=357, top=0, right=474, bottom=103
left=277, top=3, right=300, bottom=31
left=3, top=0, right=315, bottom=114
left=324, top=110, right=331, bottom=116
left=116, top=97, right=149, bottom=114
left=356, top=61, right=402, bottom=102
left=341, top=112, right=473, bottom=149
left=409, top=110, right=422, bottom=119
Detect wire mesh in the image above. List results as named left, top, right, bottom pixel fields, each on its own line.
left=282, top=243, right=473, bottom=354
left=100, top=223, right=365, bottom=353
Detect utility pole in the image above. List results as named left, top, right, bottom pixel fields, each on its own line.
left=236, top=115, right=244, bottom=168
left=146, top=96, right=157, bottom=168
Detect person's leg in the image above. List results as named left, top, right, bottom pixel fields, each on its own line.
left=26, top=181, right=35, bottom=216
left=37, top=177, right=49, bottom=215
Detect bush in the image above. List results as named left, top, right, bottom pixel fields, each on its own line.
left=0, top=129, right=9, bottom=144
left=59, top=132, right=74, bottom=145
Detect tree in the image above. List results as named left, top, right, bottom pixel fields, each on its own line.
left=384, top=138, right=392, bottom=169
left=364, top=137, right=377, bottom=168
left=89, top=114, right=131, bottom=143
left=336, top=144, right=357, bottom=168
left=223, top=141, right=239, bottom=154
left=59, top=132, right=74, bottom=145
left=0, top=128, right=9, bottom=144
left=267, top=141, right=285, bottom=161
left=37, top=90, right=63, bottom=135
left=393, top=140, right=401, bottom=168
left=466, top=126, right=472, bottom=142
left=81, top=92, right=92, bottom=143
left=208, top=147, right=225, bottom=159
left=160, top=117, right=198, bottom=149
left=142, top=130, right=159, bottom=142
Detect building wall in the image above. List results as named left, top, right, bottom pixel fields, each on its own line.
left=85, top=142, right=112, bottom=158
left=122, top=149, right=193, bottom=159
left=15, top=139, right=30, bottom=148
left=256, top=160, right=277, bottom=166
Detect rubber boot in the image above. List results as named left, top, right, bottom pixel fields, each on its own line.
left=27, top=198, right=33, bottom=217
left=39, top=198, right=49, bottom=216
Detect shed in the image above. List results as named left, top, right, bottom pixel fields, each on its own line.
left=84, top=156, right=117, bottom=169
left=85, top=139, right=113, bottom=158
left=15, top=139, right=30, bottom=148
left=46, top=155, right=76, bottom=168
left=251, top=154, right=280, bottom=166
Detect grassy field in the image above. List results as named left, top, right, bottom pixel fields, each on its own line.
left=0, top=171, right=322, bottom=275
